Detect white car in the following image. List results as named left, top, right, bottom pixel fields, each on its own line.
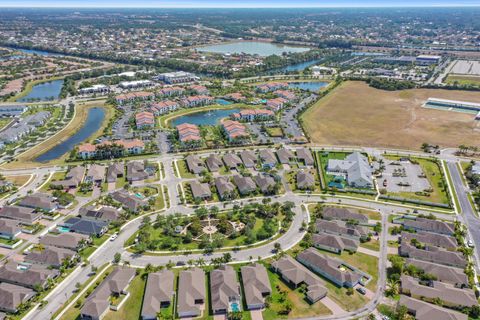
left=110, top=233, right=118, bottom=241
left=468, top=240, right=474, bottom=248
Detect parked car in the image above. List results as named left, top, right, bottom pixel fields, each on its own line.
left=356, top=287, right=366, bottom=295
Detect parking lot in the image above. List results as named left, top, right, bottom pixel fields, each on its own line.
left=379, top=158, right=431, bottom=193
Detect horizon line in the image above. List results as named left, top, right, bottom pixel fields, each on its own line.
left=1, top=5, right=480, bottom=8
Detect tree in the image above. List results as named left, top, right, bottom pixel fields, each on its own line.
left=274, top=242, right=282, bottom=252
left=385, top=279, right=400, bottom=297
left=222, top=252, right=232, bottom=263
left=113, top=252, right=121, bottom=264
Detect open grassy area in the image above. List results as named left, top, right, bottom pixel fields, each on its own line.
left=176, top=159, right=196, bottom=179
left=4, top=174, right=31, bottom=187
left=3, top=101, right=111, bottom=169
left=263, top=267, right=332, bottom=320
left=265, top=126, right=284, bottom=137
left=0, top=118, right=12, bottom=131
left=301, top=81, right=480, bottom=150
left=446, top=75, right=480, bottom=86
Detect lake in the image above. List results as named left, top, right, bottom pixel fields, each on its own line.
left=197, top=41, right=310, bottom=57
left=35, top=107, right=105, bottom=162
left=288, top=82, right=329, bottom=92
left=171, top=108, right=240, bottom=127
left=17, top=79, right=64, bottom=102
left=280, top=59, right=322, bottom=72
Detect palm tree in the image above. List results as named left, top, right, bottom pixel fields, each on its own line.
left=385, top=278, right=400, bottom=297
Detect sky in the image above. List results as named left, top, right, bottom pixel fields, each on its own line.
left=1, top=0, right=480, bottom=7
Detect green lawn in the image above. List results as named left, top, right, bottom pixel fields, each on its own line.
left=0, top=118, right=12, bottom=131
left=177, top=159, right=196, bottom=179
left=40, top=171, right=66, bottom=191
left=263, top=267, right=332, bottom=320
left=265, top=126, right=284, bottom=137
left=316, top=249, right=378, bottom=291
left=103, top=274, right=146, bottom=320
left=115, top=176, right=128, bottom=190
left=360, top=239, right=380, bottom=251
left=446, top=75, right=480, bottom=86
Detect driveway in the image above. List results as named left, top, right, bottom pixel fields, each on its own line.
left=357, top=246, right=380, bottom=258
left=250, top=310, right=264, bottom=320
left=321, top=296, right=345, bottom=316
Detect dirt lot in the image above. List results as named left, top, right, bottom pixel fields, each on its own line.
left=301, top=81, right=480, bottom=150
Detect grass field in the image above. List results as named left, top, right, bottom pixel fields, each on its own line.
left=301, top=81, right=480, bottom=150
left=4, top=174, right=31, bottom=187
left=176, top=159, right=196, bottom=179
left=0, top=118, right=12, bottom=131
left=446, top=75, right=480, bottom=86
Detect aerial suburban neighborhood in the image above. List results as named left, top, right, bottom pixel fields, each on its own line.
left=0, top=3, right=478, bottom=320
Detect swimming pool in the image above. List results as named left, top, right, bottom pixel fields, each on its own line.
left=135, top=193, right=145, bottom=199
left=230, top=301, right=241, bottom=312
left=57, top=226, right=70, bottom=233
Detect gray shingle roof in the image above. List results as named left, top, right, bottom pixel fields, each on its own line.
left=141, top=270, right=174, bottom=319
left=240, top=264, right=271, bottom=309
left=399, top=243, right=467, bottom=268
left=272, top=255, right=327, bottom=302
left=399, top=295, right=467, bottom=320
left=401, top=275, right=477, bottom=307
left=401, top=231, right=457, bottom=250
left=177, top=268, right=205, bottom=317
left=210, top=265, right=240, bottom=312
left=402, top=218, right=455, bottom=235
left=19, top=193, right=57, bottom=211
left=0, top=262, right=59, bottom=289
left=405, top=259, right=468, bottom=287
left=81, top=267, right=136, bottom=319
left=297, top=248, right=362, bottom=287
left=322, top=207, right=368, bottom=223
left=0, top=282, right=35, bottom=313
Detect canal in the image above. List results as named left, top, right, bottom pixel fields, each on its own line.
left=35, top=107, right=105, bottom=162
